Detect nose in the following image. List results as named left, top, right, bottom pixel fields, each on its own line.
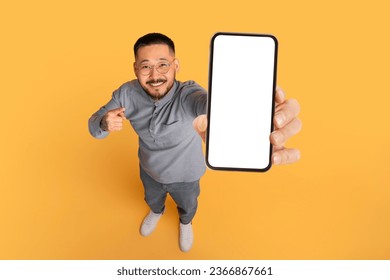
left=149, top=66, right=160, bottom=79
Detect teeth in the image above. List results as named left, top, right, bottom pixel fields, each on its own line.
left=150, top=82, right=164, bottom=87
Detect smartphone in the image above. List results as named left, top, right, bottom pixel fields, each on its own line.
left=206, top=32, right=278, bottom=172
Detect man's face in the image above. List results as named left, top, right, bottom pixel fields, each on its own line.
left=134, top=44, right=179, bottom=100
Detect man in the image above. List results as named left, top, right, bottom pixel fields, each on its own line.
left=88, top=33, right=301, bottom=252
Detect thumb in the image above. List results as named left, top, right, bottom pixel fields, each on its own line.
left=197, top=115, right=207, bottom=132
left=193, top=115, right=207, bottom=133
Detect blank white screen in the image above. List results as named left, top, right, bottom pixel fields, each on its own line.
left=207, top=34, right=276, bottom=170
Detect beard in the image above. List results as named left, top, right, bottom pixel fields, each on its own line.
left=142, top=78, right=173, bottom=100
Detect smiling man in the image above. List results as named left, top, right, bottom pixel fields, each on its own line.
left=88, top=33, right=301, bottom=252
left=135, top=43, right=178, bottom=99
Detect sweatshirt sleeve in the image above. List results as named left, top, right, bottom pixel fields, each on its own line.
left=181, top=81, right=208, bottom=118
left=88, top=88, right=123, bottom=139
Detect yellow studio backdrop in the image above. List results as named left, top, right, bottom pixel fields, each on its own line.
left=0, top=0, right=389, bottom=259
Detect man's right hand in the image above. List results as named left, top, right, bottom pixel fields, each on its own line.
left=100, top=107, right=126, bottom=132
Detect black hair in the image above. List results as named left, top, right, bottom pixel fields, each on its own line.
left=133, top=33, right=175, bottom=57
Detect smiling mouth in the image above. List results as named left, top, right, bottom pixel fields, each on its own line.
left=146, top=79, right=166, bottom=87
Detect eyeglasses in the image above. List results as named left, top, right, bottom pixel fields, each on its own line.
left=136, top=60, right=175, bottom=76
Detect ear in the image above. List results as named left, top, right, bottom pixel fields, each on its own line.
left=133, top=62, right=137, bottom=76
left=174, top=58, right=180, bottom=72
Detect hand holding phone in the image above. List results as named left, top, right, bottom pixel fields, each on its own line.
left=206, top=32, right=278, bottom=172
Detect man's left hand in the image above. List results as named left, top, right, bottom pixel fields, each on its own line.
left=193, top=86, right=302, bottom=165
left=269, top=86, right=302, bottom=165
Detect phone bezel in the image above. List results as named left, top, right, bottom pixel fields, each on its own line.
left=205, top=32, right=278, bottom=172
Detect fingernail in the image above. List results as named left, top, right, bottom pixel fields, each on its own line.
left=275, top=113, right=285, bottom=127
left=277, top=87, right=285, bottom=100
left=271, top=132, right=283, bottom=145
left=273, top=154, right=281, bottom=165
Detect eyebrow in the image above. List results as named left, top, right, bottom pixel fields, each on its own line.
left=139, top=58, right=170, bottom=64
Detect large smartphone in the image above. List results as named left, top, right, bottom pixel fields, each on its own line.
left=205, top=32, right=278, bottom=172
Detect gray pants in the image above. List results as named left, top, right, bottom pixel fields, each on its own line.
left=140, top=167, right=200, bottom=224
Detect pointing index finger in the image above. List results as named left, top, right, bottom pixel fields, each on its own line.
left=119, top=112, right=126, bottom=120
left=108, top=107, right=125, bottom=116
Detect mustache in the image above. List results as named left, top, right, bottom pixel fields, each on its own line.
left=146, top=79, right=167, bottom=85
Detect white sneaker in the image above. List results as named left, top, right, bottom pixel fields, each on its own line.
left=179, top=222, right=193, bottom=252
left=140, top=211, right=162, bottom=236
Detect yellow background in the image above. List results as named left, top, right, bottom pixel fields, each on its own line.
left=1, top=0, right=389, bottom=259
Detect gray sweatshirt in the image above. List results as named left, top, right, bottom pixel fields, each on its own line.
left=88, top=79, right=207, bottom=184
